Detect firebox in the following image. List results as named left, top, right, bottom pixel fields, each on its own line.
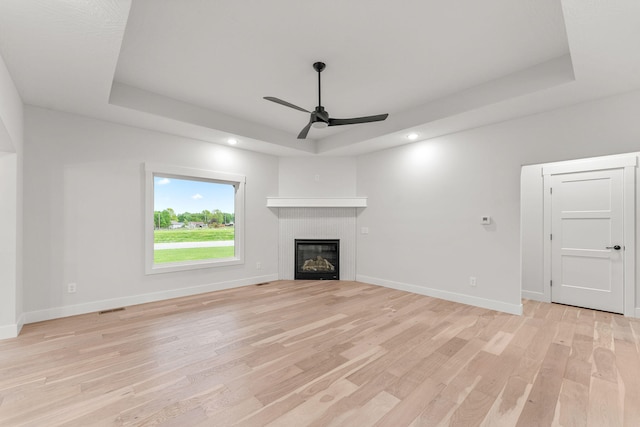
left=295, top=239, right=340, bottom=280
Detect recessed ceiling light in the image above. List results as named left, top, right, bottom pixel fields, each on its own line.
left=407, top=133, right=419, bottom=141
left=227, top=138, right=238, bottom=145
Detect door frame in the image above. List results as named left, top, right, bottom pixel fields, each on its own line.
left=542, top=154, right=637, bottom=316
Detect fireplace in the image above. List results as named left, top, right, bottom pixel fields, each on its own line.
left=295, top=239, right=340, bottom=280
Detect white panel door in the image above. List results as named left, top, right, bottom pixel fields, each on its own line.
left=550, top=169, right=624, bottom=313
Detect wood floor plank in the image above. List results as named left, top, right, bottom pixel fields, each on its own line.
left=480, top=376, right=532, bottom=427
left=448, top=388, right=495, bottom=427
left=588, top=376, right=622, bottom=427
left=331, top=390, right=399, bottom=427
left=265, top=379, right=358, bottom=427
left=307, top=371, right=400, bottom=427
left=373, top=378, right=444, bottom=427
left=614, top=338, right=640, bottom=426
left=0, top=281, right=638, bottom=426
left=552, top=379, right=589, bottom=427
left=516, top=342, right=571, bottom=426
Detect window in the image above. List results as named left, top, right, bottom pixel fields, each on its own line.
left=145, top=163, right=244, bottom=274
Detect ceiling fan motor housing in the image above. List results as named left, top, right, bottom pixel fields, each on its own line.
left=312, top=106, right=329, bottom=128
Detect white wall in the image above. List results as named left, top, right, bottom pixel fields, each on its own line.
left=278, top=156, right=357, bottom=197
left=0, top=51, right=23, bottom=339
left=22, top=106, right=279, bottom=322
left=0, top=153, right=18, bottom=335
left=0, top=51, right=22, bottom=152
left=356, top=88, right=640, bottom=315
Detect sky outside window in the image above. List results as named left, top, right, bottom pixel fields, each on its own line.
left=154, top=176, right=234, bottom=214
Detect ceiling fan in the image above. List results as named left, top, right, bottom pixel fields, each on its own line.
left=264, top=62, right=389, bottom=139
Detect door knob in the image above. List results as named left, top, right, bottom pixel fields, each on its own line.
left=606, top=245, right=621, bottom=250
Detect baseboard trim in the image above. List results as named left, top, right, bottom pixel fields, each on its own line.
left=635, top=307, right=640, bottom=318
left=16, top=312, right=25, bottom=335
left=23, top=274, right=279, bottom=325
left=0, top=322, right=19, bottom=340
left=357, top=275, right=523, bottom=315
left=521, top=290, right=548, bottom=302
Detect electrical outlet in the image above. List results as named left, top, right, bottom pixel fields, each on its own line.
left=361, top=227, right=369, bottom=234
left=67, top=283, right=77, bottom=294
left=256, top=262, right=262, bottom=269
left=469, top=277, right=477, bottom=287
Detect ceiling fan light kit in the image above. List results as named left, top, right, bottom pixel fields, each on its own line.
left=264, top=62, right=389, bottom=139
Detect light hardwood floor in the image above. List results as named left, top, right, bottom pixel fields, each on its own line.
left=1, top=280, right=639, bottom=426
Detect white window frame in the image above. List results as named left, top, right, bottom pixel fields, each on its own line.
left=145, top=163, right=245, bottom=275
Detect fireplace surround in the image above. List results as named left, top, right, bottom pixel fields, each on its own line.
left=275, top=206, right=357, bottom=280
left=295, top=239, right=340, bottom=280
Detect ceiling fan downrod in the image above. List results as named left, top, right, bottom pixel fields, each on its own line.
left=313, top=61, right=325, bottom=108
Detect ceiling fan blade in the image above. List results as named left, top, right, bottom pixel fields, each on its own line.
left=263, top=96, right=310, bottom=113
left=328, top=113, right=389, bottom=127
left=297, top=121, right=313, bottom=139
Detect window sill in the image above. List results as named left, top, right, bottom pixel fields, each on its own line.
left=146, top=257, right=243, bottom=275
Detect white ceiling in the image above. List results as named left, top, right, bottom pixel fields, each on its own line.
left=1, top=0, right=639, bottom=156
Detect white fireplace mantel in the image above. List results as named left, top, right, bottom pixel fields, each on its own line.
left=266, top=197, right=367, bottom=208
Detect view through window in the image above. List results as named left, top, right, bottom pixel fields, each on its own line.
left=145, top=163, right=245, bottom=274
left=153, top=176, right=236, bottom=264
